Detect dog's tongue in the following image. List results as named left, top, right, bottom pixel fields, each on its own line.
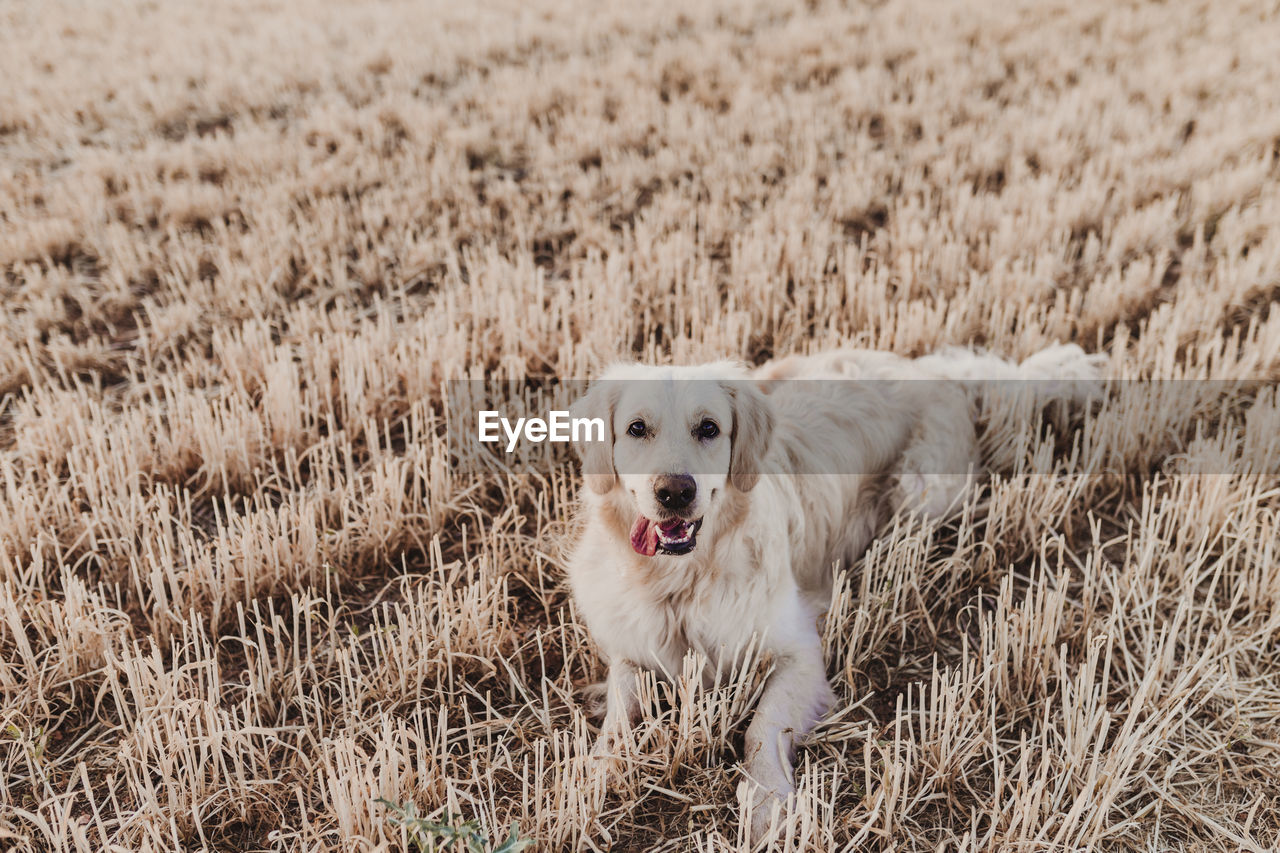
left=630, top=516, right=658, bottom=556
left=630, top=516, right=690, bottom=556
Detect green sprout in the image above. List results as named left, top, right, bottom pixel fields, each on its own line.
left=376, top=798, right=532, bottom=853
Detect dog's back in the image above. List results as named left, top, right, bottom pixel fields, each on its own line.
left=754, top=343, right=1103, bottom=602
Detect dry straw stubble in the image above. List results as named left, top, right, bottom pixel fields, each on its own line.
left=2, top=0, right=1280, bottom=850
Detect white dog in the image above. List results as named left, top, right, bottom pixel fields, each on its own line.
left=565, top=344, right=1102, bottom=843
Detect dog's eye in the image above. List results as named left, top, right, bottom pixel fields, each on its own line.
left=626, top=420, right=646, bottom=438
left=695, top=419, right=720, bottom=439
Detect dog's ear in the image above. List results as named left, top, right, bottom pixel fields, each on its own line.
left=571, top=379, right=619, bottom=495
left=726, top=379, right=774, bottom=493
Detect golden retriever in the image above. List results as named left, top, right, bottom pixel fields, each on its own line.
left=566, top=344, right=1102, bottom=843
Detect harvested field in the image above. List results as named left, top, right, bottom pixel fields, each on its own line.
left=3, top=0, right=1280, bottom=849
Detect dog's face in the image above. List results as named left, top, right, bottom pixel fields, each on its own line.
left=574, top=363, right=773, bottom=557
left=612, top=378, right=733, bottom=553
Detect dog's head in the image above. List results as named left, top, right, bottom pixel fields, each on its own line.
left=573, top=362, right=774, bottom=557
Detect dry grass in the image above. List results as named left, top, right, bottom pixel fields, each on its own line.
left=2, top=0, right=1280, bottom=849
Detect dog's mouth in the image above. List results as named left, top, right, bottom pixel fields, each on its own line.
left=630, top=515, right=702, bottom=557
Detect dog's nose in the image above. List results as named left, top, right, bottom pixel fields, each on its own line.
left=654, top=474, right=697, bottom=510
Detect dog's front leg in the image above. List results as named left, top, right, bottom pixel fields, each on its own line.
left=599, top=657, right=643, bottom=734
left=591, top=657, right=643, bottom=777
left=740, top=641, right=834, bottom=844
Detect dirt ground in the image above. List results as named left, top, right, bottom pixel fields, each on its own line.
left=2, top=0, right=1280, bottom=849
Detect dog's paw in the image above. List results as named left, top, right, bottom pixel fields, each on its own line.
left=587, top=729, right=631, bottom=789
left=892, top=470, right=976, bottom=521
left=739, top=779, right=794, bottom=848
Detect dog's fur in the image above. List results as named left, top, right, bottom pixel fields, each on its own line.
left=565, top=344, right=1102, bottom=842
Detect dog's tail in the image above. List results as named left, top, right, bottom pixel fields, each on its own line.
left=914, top=342, right=1107, bottom=412
left=892, top=343, right=1106, bottom=518
left=926, top=343, right=1108, bottom=482
left=914, top=342, right=1106, bottom=384
left=883, top=343, right=1103, bottom=522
